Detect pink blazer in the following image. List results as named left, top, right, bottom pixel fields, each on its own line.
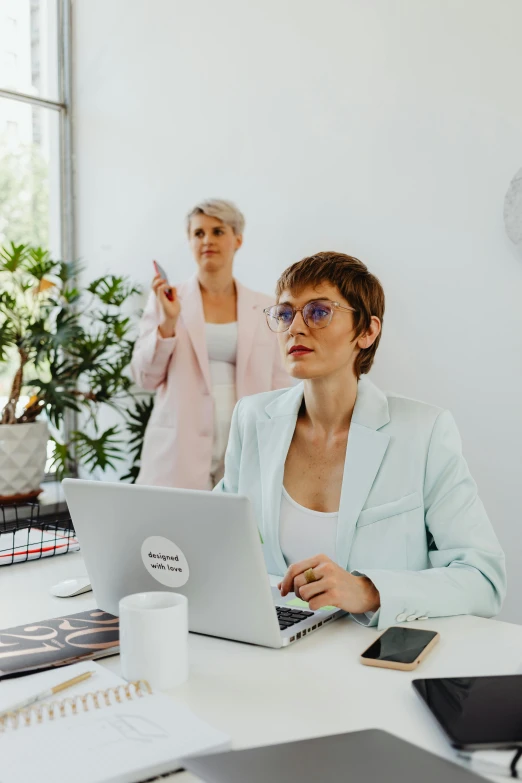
left=131, top=274, right=290, bottom=489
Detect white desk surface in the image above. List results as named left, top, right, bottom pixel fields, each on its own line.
left=2, top=551, right=521, bottom=783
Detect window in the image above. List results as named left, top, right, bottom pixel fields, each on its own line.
left=0, top=0, right=72, bottom=475
left=2, top=1, right=60, bottom=101
left=0, top=98, right=61, bottom=251
left=5, top=120, right=18, bottom=139
left=3, top=52, right=18, bottom=86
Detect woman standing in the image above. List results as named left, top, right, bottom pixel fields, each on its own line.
left=131, top=199, right=289, bottom=490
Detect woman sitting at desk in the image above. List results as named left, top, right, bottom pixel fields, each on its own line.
left=215, top=251, right=506, bottom=628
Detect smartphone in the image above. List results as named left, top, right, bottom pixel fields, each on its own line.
left=360, top=626, right=439, bottom=671
left=152, top=260, right=173, bottom=301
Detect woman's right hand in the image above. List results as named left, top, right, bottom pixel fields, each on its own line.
left=152, top=274, right=181, bottom=337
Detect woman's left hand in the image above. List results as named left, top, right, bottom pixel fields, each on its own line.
left=278, top=554, right=381, bottom=615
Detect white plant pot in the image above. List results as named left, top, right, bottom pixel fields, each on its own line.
left=0, top=421, right=49, bottom=500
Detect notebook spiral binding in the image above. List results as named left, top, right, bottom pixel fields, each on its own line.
left=0, top=680, right=152, bottom=732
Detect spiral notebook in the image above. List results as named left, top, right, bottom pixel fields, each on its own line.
left=0, top=662, right=230, bottom=783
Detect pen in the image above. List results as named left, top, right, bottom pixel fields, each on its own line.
left=0, top=670, right=95, bottom=718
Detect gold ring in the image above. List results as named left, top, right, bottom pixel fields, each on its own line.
left=304, top=567, right=317, bottom=584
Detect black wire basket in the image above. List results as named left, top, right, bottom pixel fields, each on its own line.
left=0, top=500, right=79, bottom=566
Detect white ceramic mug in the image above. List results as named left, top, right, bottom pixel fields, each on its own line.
left=119, top=591, right=188, bottom=690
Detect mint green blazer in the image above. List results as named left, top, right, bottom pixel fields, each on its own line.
left=214, top=377, right=506, bottom=629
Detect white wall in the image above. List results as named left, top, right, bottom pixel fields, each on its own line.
left=72, top=0, right=522, bottom=622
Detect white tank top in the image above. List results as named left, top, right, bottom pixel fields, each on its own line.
left=205, top=322, right=238, bottom=386
left=205, top=322, right=238, bottom=484
left=279, top=487, right=338, bottom=566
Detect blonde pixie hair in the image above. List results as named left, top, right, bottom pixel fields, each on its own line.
left=186, top=199, right=245, bottom=236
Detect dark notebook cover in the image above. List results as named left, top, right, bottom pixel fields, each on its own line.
left=0, top=609, right=119, bottom=679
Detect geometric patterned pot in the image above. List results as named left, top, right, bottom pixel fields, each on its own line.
left=0, top=421, right=49, bottom=500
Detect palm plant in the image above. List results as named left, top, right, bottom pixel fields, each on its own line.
left=0, top=242, right=152, bottom=479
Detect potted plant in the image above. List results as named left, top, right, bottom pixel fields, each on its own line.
left=0, top=242, right=152, bottom=500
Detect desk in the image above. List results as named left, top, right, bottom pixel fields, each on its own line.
left=3, top=552, right=522, bottom=783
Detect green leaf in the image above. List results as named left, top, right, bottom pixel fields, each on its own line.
left=0, top=320, right=17, bottom=361
left=60, top=285, right=81, bottom=304
left=66, top=333, right=111, bottom=369
left=120, top=464, right=141, bottom=483
left=93, top=312, right=133, bottom=341
left=0, top=242, right=29, bottom=273
left=22, top=318, right=52, bottom=365
left=23, top=247, right=57, bottom=281
left=87, top=275, right=141, bottom=307
left=71, top=426, right=125, bottom=472
left=124, top=397, right=154, bottom=460
left=53, top=310, right=84, bottom=348
left=55, top=259, right=83, bottom=283
left=119, top=397, right=154, bottom=482
left=0, top=290, right=17, bottom=314
left=25, top=313, right=82, bottom=365
left=48, top=437, right=73, bottom=480
left=28, top=377, right=81, bottom=428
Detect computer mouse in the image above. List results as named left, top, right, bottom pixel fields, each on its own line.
left=49, top=577, right=92, bottom=598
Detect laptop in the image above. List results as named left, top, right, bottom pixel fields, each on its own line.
left=180, top=728, right=487, bottom=783
left=62, top=479, right=344, bottom=648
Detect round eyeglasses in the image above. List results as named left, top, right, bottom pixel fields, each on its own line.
left=263, top=300, right=357, bottom=333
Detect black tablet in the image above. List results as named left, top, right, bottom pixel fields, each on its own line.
left=413, top=674, right=522, bottom=750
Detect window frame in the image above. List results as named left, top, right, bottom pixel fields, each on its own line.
left=0, top=0, right=76, bottom=480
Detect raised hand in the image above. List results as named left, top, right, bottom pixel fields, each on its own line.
left=152, top=274, right=181, bottom=337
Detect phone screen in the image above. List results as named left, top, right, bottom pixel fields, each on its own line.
left=153, top=260, right=169, bottom=282
left=361, top=627, right=437, bottom=665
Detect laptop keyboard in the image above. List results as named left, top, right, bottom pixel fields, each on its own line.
left=276, top=605, right=314, bottom=631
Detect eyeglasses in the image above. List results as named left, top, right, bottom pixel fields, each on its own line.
left=263, top=299, right=357, bottom=333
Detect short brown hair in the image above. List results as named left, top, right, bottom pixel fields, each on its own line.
left=275, top=251, right=385, bottom=378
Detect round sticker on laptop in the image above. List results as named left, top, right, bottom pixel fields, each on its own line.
left=141, top=536, right=189, bottom=588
